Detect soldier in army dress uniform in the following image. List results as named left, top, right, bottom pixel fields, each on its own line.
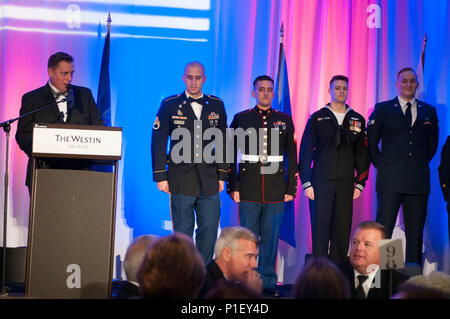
left=151, top=62, right=228, bottom=264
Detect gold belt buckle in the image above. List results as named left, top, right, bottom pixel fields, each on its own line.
left=259, top=155, right=268, bottom=164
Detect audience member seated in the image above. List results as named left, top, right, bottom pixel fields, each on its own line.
left=199, top=226, right=262, bottom=298
left=291, top=257, right=350, bottom=299
left=396, top=271, right=450, bottom=298
left=137, top=232, right=205, bottom=298
left=203, top=279, right=263, bottom=299
left=392, top=282, right=447, bottom=299
left=338, top=221, right=409, bottom=299
left=114, top=234, right=158, bottom=299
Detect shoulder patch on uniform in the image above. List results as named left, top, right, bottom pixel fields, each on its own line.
left=236, top=108, right=253, bottom=116
left=153, top=116, right=160, bottom=130
left=207, top=94, right=223, bottom=102
left=162, top=94, right=181, bottom=103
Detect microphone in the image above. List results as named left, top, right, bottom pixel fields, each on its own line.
left=67, top=85, right=74, bottom=109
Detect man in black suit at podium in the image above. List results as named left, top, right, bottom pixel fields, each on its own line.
left=367, top=67, right=439, bottom=266
left=15, top=52, right=105, bottom=191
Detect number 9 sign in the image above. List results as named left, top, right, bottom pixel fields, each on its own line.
left=379, top=239, right=404, bottom=270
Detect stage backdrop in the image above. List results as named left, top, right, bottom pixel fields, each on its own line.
left=0, top=0, right=449, bottom=281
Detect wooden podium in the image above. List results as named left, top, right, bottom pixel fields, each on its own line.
left=25, top=124, right=122, bottom=298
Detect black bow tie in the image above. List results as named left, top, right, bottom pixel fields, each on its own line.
left=188, top=96, right=203, bottom=104
left=53, top=90, right=68, bottom=100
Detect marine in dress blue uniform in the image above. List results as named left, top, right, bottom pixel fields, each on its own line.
left=367, top=67, right=439, bottom=266
left=298, top=75, right=370, bottom=263
left=227, top=75, right=297, bottom=291
left=151, top=62, right=227, bottom=265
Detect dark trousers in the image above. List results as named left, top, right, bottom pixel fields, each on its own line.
left=170, top=193, right=221, bottom=265
left=238, top=201, right=284, bottom=289
left=309, top=180, right=354, bottom=263
left=376, top=192, right=428, bottom=265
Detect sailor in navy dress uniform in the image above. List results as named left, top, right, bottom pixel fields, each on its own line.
left=227, top=75, right=297, bottom=291
left=151, top=62, right=228, bottom=265
left=298, top=75, right=370, bottom=263
left=367, top=67, right=439, bottom=266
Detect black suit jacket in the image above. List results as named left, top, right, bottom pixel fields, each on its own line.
left=367, top=97, right=439, bottom=194
left=113, top=280, right=140, bottom=299
left=338, top=260, right=409, bottom=299
left=15, top=83, right=105, bottom=187
left=198, top=260, right=226, bottom=298
left=439, top=136, right=450, bottom=203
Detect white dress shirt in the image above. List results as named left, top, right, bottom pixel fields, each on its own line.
left=354, top=265, right=380, bottom=298
left=48, top=81, right=68, bottom=122
left=186, top=91, right=203, bottom=120
left=398, top=96, right=417, bottom=126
